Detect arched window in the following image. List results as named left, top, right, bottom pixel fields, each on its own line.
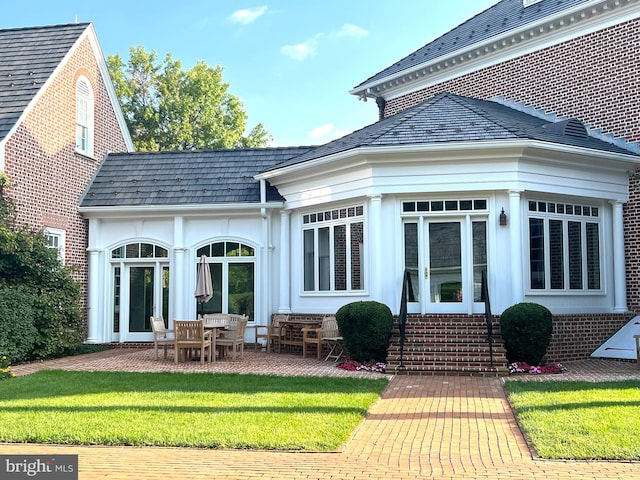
left=75, top=76, right=94, bottom=157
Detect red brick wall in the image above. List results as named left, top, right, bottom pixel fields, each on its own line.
left=384, top=18, right=640, bottom=316
left=3, top=34, right=129, bottom=315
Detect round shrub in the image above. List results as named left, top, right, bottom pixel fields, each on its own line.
left=0, top=287, right=37, bottom=362
left=336, top=301, right=393, bottom=363
left=500, top=302, right=553, bottom=365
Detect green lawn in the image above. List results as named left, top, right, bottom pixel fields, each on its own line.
left=0, top=370, right=388, bottom=451
left=504, top=380, right=640, bottom=460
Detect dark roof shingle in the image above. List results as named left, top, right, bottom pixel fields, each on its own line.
left=354, top=0, right=589, bottom=90
left=80, top=147, right=314, bottom=208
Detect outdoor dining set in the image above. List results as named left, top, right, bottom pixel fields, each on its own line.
left=150, top=314, right=345, bottom=365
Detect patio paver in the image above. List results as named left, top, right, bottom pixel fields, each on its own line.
left=4, top=349, right=640, bottom=479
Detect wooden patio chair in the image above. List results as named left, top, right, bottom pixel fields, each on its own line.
left=150, top=316, right=174, bottom=361
left=216, top=317, right=248, bottom=360
left=302, top=316, right=341, bottom=360
left=173, top=319, right=213, bottom=365
left=252, top=314, right=288, bottom=353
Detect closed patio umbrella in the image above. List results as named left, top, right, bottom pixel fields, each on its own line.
left=195, top=255, right=213, bottom=316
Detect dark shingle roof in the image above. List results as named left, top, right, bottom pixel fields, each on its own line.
left=267, top=92, right=637, bottom=170
left=80, top=147, right=315, bottom=208
left=354, top=0, right=589, bottom=90
left=0, top=23, right=89, bottom=140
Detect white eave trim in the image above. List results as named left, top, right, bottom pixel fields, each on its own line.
left=78, top=201, right=285, bottom=218
left=351, top=0, right=640, bottom=100
left=256, top=140, right=640, bottom=180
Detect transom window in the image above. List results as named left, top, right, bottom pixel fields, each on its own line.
left=111, top=243, right=168, bottom=259
left=196, top=241, right=255, bottom=258
left=402, top=198, right=488, bottom=213
left=303, top=205, right=364, bottom=293
left=528, top=199, right=601, bottom=292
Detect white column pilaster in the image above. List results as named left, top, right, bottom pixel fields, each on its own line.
left=508, top=190, right=524, bottom=304
left=611, top=200, right=628, bottom=312
left=369, top=194, right=383, bottom=301
left=278, top=210, right=291, bottom=313
left=86, top=246, right=102, bottom=343
left=173, top=216, right=186, bottom=322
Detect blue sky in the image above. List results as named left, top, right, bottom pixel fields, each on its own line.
left=0, top=1, right=498, bottom=147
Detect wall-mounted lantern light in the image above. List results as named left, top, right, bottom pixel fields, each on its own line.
left=499, top=208, right=508, bottom=226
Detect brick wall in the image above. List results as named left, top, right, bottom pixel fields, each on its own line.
left=384, top=18, right=640, bottom=317
left=3, top=34, right=128, bottom=316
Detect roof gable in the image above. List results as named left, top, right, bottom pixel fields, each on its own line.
left=80, top=147, right=314, bottom=209
left=0, top=23, right=90, bottom=141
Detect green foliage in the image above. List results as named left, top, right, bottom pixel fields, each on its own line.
left=0, top=288, right=36, bottom=363
left=108, top=46, right=272, bottom=151
left=336, top=301, right=393, bottom=363
left=500, top=302, right=553, bottom=365
left=0, top=188, right=84, bottom=360
left=0, top=355, right=14, bottom=381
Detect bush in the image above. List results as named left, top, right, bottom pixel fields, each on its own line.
left=336, top=301, right=393, bottom=363
left=0, top=287, right=37, bottom=362
left=500, top=302, right=553, bottom=365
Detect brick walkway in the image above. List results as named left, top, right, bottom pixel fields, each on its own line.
left=4, top=349, right=640, bottom=479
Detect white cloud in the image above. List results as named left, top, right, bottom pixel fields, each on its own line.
left=280, top=39, right=317, bottom=61
left=229, top=6, right=268, bottom=25
left=336, top=23, right=368, bottom=38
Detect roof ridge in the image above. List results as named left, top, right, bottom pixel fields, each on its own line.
left=0, top=23, right=90, bottom=33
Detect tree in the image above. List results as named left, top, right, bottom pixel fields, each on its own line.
left=107, top=47, right=272, bottom=151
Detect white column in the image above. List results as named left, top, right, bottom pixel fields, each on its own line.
left=278, top=210, right=291, bottom=313
left=173, top=216, right=186, bottom=321
left=508, top=190, right=524, bottom=304
left=368, top=194, right=383, bottom=301
left=611, top=201, right=628, bottom=312
left=86, top=246, right=102, bottom=343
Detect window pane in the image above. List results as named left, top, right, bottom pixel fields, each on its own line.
left=529, top=218, right=545, bottom=289
left=112, top=246, right=124, bottom=259
left=568, top=221, right=582, bottom=289
left=318, top=227, right=330, bottom=291
left=303, top=230, right=315, bottom=291
left=155, top=246, right=168, bottom=258
left=226, top=242, right=240, bottom=257
left=549, top=220, right=564, bottom=289
left=429, top=222, right=462, bottom=302
left=140, top=243, right=154, bottom=258
left=229, top=263, right=254, bottom=319
left=334, top=225, right=347, bottom=291
left=212, top=242, right=224, bottom=257
left=350, top=222, right=364, bottom=290
left=472, top=221, right=487, bottom=302
left=586, top=223, right=601, bottom=289
left=404, top=222, right=419, bottom=299
left=125, top=243, right=139, bottom=258
left=196, top=245, right=210, bottom=257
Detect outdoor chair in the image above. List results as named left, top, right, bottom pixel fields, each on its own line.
left=216, top=317, right=248, bottom=360
left=252, top=314, right=288, bottom=353
left=302, top=316, right=341, bottom=360
left=150, top=316, right=174, bottom=361
left=174, top=319, right=213, bottom=365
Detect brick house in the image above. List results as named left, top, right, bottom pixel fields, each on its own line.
left=78, top=0, right=640, bottom=373
left=0, top=23, right=133, bottom=312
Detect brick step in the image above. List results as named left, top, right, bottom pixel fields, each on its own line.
left=390, top=364, right=509, bottom=376
left=388, top=345, right=505, bottom=355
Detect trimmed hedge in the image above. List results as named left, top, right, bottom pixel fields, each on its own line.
left=500, top=302, right=553, bottom=365
left=336, top=301, right=393, bottom=363
left=0, top=288, right=37, bottom=362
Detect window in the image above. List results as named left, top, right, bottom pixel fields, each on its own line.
left=303, top=205, right=364, bottom=293
left=75, top=76, right=94, bottom=156
left=45, top=228, right=65, bottom=264
left=528, top=200, right=601, bottom=291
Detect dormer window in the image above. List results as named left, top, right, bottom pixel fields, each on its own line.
left=75, top=76, right=94, bottom=157
left=523, top=0, right=543, bottom=6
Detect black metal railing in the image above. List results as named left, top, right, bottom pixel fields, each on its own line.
left=398, top=269, right=415, bottom=369
left=481, top=269, right=494, bottom=368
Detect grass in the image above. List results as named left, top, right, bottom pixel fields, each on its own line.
left=504, top=380, right=640, bottom=460
left=0, top=370, right=388, bottom=451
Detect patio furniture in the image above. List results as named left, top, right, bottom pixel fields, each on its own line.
left=302, top=316, right=340, bottom=360
left=324, top=334, right=345, bottom=362
left=279, top=318, right=322, bottom=354
left=252, top=314, right=288, bottom=353
left=150, top=316, right=174, bottom=361
left=174, top=319, right=213, bottom=365
left=635, top=334, right=640, bottom=369
left=216, top=317, right=248, bottom=360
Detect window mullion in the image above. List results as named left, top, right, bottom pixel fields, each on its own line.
left=329, top=225, right=335, bottom=291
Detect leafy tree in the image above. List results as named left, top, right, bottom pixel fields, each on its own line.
left=0, top=175, right=84, bottom=361
left=108, top=46, right=272, bottom=151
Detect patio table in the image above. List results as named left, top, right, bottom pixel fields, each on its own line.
left=203, top=318, right=229, bottom=361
